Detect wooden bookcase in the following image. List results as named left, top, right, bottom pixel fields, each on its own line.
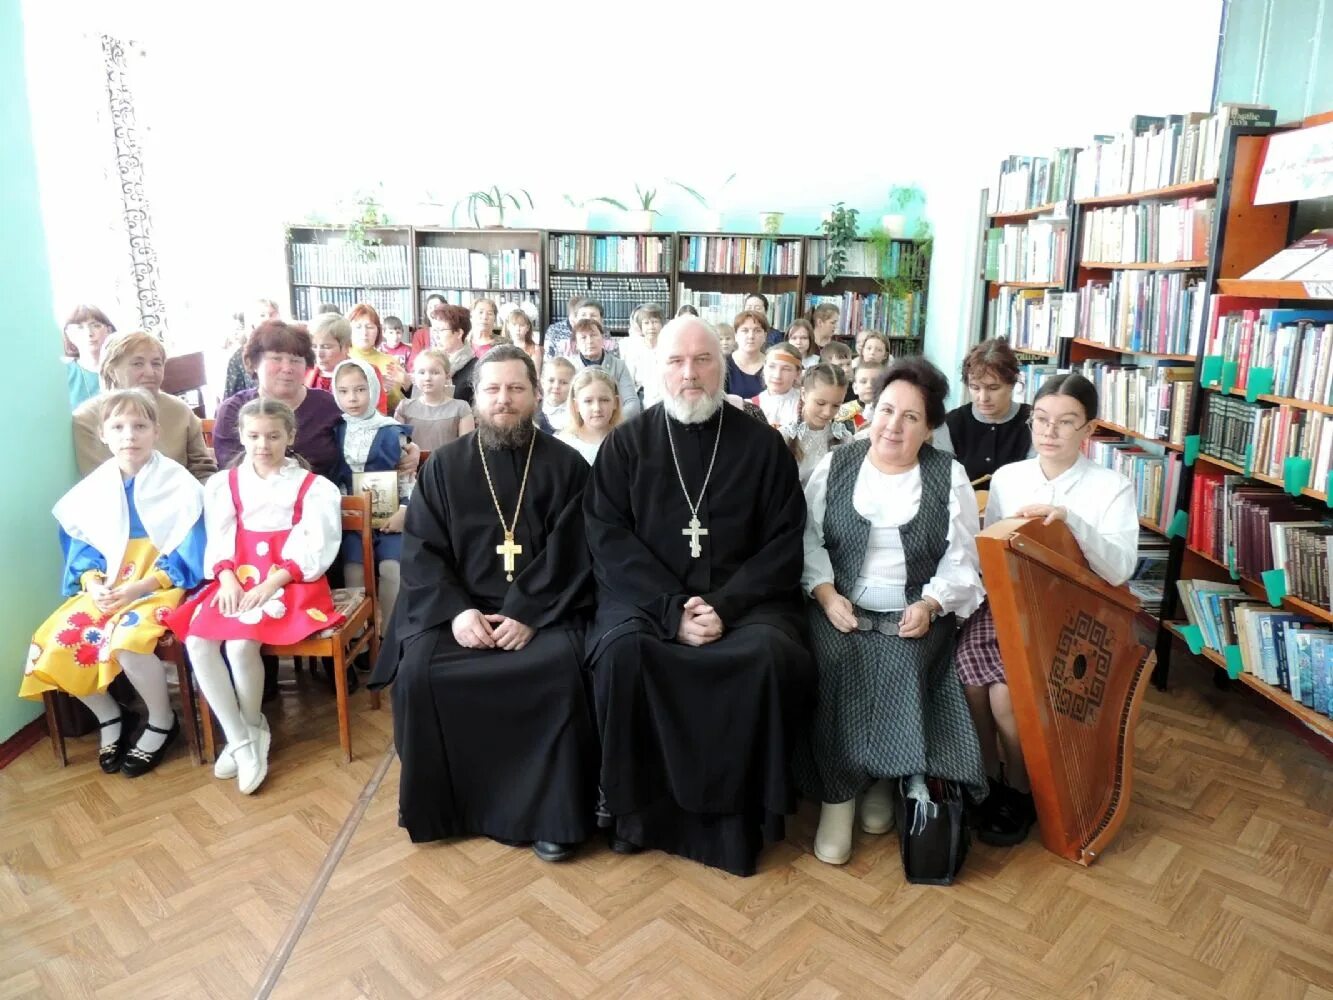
left=285, top=225, right=415, bottom=324
left=544, top=230, right=674, bottom=336
left=414, top=227, right=543, bottom=329
left=803, top=236, right=929, bottom=352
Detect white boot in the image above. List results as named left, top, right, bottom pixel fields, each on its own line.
left=215, top=714, right=269, bottom=779
left=860, top=778, right=895, bottom=835
left=233, top=736, right=267, bottom=796
left=814, top=800, right=856, bottom=865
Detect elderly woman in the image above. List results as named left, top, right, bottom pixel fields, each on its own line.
left=62, top=304, right=115, bottom=409
left=933, top=338, right=1034, bottom=485
left=799, top=357, right=988, bottom=866
left=72, top=332, right=217, bottom=483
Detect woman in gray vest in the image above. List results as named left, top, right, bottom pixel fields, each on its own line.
left=799, top=357, right=989, bottom=866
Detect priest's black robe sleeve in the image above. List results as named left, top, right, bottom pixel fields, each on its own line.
left=501, top=458, right=592, bottom=629
left=392, top=449, right=475, bottom=645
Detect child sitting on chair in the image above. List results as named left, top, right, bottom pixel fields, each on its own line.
left=557, top=368, right=622, bottom=465
left=781, top=363, right=854, bottom=486
left=750, top=342, right=803, bottom=428
left=22, top=389, right=206, bottom=777
left=394, top=348, right=473, bottom=452
left=541, top=356, right=576, bottom=433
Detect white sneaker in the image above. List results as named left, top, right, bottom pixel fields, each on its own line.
left=814, top=799, right=856, bottom=865
left=860, top=778, right=895, bottom=835
left=252, top=714, right=271, bottom=773
left=214, top=715, right=267, bottom=779
left=234, top=737, right=267, bottom=795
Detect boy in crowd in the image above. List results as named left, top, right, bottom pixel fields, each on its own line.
left=541, top=356, right=577, bottom=432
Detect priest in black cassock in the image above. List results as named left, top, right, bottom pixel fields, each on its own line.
left=369, top=345, right=598, bottom=863
left=584, top=317, right=816, bottom=876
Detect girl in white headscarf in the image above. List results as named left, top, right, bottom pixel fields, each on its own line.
left=331, top=358, right=412, bottom=631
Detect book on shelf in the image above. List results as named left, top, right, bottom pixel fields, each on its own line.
left=290, top=242, right=410, bottom=286
left=988, top=289, right=1076, bottom=354
left=420, top=289, right=540, bottom=313
left=988, top=218, right=1070, bottom=283
left=292, top=287, right=413, bottom=322
left=1073, top=358, right=1194, bottom=444
left=1079, top=197, right=1214, bottom=264
left=547, top=234, right=671, bottom=273
left=1085, top=434, right=1182, bottom=531
left=679, top=236, right=801, bottom=275
left=680, top=288, right=798, bottom=331
left=805, top=239, right=927, bottom=279
left=1202, top=303, right=1333, bottom=404
left=803, top=291, right=924, bottom=338
left=1128, top=532, right=1170, bottom=613
left=548, top=274, right=670, bottom=334
left=1239, top=230, right=1333, bottom=281
left=1199, top=393, right=1333, bottom=487
left=416, top=247, right=539, bottom=289
left=1216, top=102, right=1278, bottom=128
left=985, top=148, right=1080, bottom=215
left=1076, top=271, right=1207, bottom=356
left=1072, top=111, right=1222, bottom=200
left=1014, top=362, right=1062, bottom=404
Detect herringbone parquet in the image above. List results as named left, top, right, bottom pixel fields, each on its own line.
left=1, top=660, right=1330, bottom=999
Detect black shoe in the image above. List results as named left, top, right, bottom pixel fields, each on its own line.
left=969, top=776, right=1005, bottom=829
left=532, top=840, right=576, bottom=863
left=121, top=715, right=179, bottom=778
left=97, top=710, right=139, bottom=774
left=976, top=783, right=1035, bottom=847
left=491, top=835, right=530, bottom=848
left=608, top=835, right=642, bottom=855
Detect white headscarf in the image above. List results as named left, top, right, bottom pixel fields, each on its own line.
left=53, top=451, right=203, bottom=582
left=333, top=358, right=398, bottom=472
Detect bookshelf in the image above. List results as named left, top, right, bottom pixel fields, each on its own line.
left=675, top=232, right=804, bottom=333
left=543, top=230, right=674, bottom=337
left=286, top=225, right=415, bottom=323
left=414, top=227, right=543, bottom=328
left=802, top=236, right=929, bottom=350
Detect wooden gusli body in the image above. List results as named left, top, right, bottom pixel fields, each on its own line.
left=976, top=517, right=1154, bottom=866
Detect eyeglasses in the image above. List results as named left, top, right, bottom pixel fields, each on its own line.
left=1027, top=415, right=1090, bottom=437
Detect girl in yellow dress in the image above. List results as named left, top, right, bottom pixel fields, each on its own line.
left=21, top=389, right=206, bottom=776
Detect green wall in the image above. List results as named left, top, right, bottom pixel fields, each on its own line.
left=0, top=1, right=76, bottom=741
left=1216, top=0, right=1333, bottom=120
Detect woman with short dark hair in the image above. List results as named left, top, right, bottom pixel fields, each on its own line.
left=936, top=338, right=1033, bottom=485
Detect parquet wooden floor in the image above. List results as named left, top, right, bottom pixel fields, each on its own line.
left=1, top=660, right=1330, bottom=999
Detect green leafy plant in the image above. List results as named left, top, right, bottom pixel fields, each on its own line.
left=821, top=202, right=860, bottom=285
left=452, top=185, right=534, bottom=228
left=564, top=193, right=630, bottom=211
left=869, top=220, right=933, bottom=300
left=888, top=183, right=926, bottom=215
left=668, top=173, right=737, bottom=210
left=634, top=184, right=658, bottom=213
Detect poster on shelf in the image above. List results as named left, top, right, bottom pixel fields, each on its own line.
left=1254, top=121, right=1333, bottom=205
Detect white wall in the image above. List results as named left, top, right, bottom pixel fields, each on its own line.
left=23, top=0, right=1221, bottom=403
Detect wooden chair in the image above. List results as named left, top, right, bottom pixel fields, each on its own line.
left=41, top=635, right=203, bottom=768
left=194, top=494, right=381, bottom=764
left=162, top=352, right=209, bottom=418
left=201, top=418, right=215, bottom=449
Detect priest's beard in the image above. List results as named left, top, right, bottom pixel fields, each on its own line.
left=664, top=383, right=726, bottom=425
left=475, top=410, right=536, bottom=450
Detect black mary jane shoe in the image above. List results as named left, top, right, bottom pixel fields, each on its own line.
left=532, top=840, right=576, bottom=863
left=121, top=714, right=179, bottom=778
left=97, top=710, right=140, bottom=774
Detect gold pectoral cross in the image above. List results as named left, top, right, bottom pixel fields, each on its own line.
left=496, top=531, right=523, bottom=581
left=682, top=516, right=708, bottom=559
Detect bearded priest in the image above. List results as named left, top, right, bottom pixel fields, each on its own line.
left=583, top=317, right=816, bottom=876
left=370, top=345, right=598, bottom=863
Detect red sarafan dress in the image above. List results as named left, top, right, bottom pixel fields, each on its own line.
left=169, top=467, right=342, bottom=643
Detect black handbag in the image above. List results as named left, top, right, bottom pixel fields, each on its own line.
left=897, top=777, right=971, bottom=885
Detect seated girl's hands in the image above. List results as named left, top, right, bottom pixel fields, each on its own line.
left=1015, top=503, right=1067, bottom=526
left=813, top=583, right=858, bottom=634
left=396, top=442, right=421, bottom=475
left=381, top=505, right=407, bottom=534
left=100, top=579, right=157, bottom=615
left=212, top=572, right=243, bottom=617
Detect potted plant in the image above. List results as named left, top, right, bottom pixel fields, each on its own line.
left=670, top=174, right=737, bottom=230
left=628, top=184, right=658, bottom=232
left=820, top=202, right=860, bottom=285
left=883, top=184, right=926, bottom=238
left=760, top=211, right=784, bottom=234
left=453, top=186, right=534, bottom=228
left=561, top=193, right=628, bottom=230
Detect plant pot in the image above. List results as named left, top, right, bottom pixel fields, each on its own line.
left=760, top=211, right=784, bottom=234
left=474, top=205, right=503, bottom=228
left=881, top=214, right=908, bottom=239
left=627, top=210, right=655, bottom=233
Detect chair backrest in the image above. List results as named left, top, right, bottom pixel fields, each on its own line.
left=163, top=352, right=209, bottom=417
left=201, top=418, right=215, bottom=448
left=341, top=493, right=377, bottom=607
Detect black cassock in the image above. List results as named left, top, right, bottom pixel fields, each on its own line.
left=584, top=403, right=816, bottom=876
left=369, top=431, right=598, bottom=845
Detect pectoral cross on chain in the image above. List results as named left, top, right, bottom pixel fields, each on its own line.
left=682, top=516, right=708, bottom=559
left=496, top=531, right=523, bottom=581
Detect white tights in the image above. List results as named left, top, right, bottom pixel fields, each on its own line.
left=343, top=559, right=400, bottom=634
left=185, top=637, right=264, bottom=746
left=77, top=650, right=174, bottom=750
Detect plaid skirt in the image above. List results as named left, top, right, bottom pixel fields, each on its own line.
left=954, top=601, right=1006, bottom=687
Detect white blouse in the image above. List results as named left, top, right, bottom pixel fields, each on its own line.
left=556, top=432, right=603, bottom=465
left=802, top=453, right=984, bottom=617
left=756, top=389, right=800, bottom=427
left=985, top=455, right=1138, bottom=586
left=202, top=459, right=343, bottom=583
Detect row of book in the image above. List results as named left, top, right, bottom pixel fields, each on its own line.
left=291, top=287, right=412, bottom=323
left=677, top=287, right=799, bottom=331
left=1079, top=198, right=1214, bottom=264
left=290, top=242, right=411, bottom=287
left=547, top=234, right=671, bottom=274
left=986, top=148, right=1080, bottom=215
left=420, top=289, right=540, bottom=313
left=1014, top=362, right=1062, bottom=404
left=679, top=237, right=801, bottom=275
left=1128, top=531, right=1170, bottom=614
left=548, top=275, right=670, bottom=332
left=988, top=289, right=1077, bottom=355
left=1187, top=474, right=1327, bottom=584
left=804, top=240, right=928, bottom=280
left=1202, top=305, right=1333, bottom=405
left=1071, top=359, right=1194, bottom=445
left=1242, top=230, right=1333, bottom=282
left=1176, top=578, right=1333, bottom=715
left=984, top=220, right=1071, bottom=284
left=1085, top=436, right=1182, bottom=533
left=1199, top=393, right=1333, bottom=487
left=416, top=247, right=539, bottom=290
left=1072, top=111, right=1230, bottom=201
left=1076, top=272, right=1209, bottom=356
left=803, top=292, right=925, bottom=339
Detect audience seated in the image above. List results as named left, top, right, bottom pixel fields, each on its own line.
left=62, top=304, right=115, bottom=410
